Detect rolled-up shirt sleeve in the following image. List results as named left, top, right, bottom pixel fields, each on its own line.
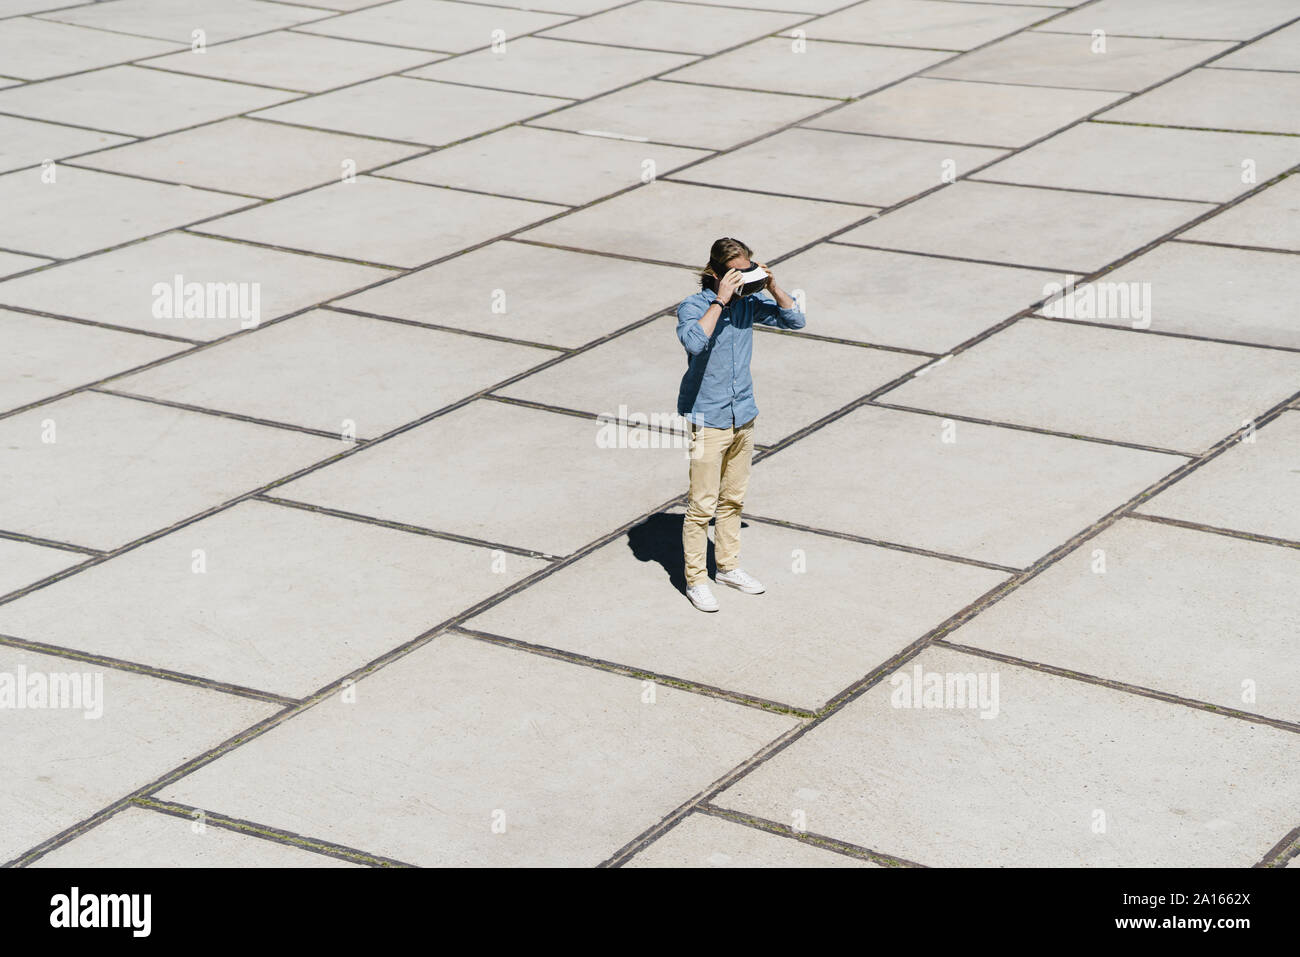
left=753, top=294, right=805, bottom=330
left=676, top=299, right=712, bottom=355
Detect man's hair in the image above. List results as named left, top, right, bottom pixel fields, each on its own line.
left=698, top=237, right=753, bottom=290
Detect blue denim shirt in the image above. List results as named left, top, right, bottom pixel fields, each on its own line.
left=675, top=287, right=806, bottom=428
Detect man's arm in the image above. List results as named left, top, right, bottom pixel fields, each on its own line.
left=752, top=265, right=805, bottom=330
left=676, top=270, right=744, bottom=353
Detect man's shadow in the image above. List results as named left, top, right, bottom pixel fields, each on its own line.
left=626, top=513, right=749, bottom=596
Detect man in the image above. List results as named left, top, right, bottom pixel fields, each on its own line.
left=674, top=237, right=806, bottom=613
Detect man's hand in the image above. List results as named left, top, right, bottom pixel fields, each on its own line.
left=755, top=261, right=795, bottom=310
left=715, top=268, right=743, bottom=305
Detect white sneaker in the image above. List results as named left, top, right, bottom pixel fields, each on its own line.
left=715, top=567, right=765, bottom=594
left=686, top=582, right=719, bottom=612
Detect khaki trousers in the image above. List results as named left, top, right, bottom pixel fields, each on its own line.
left=682, top=416, right=756, bottom=587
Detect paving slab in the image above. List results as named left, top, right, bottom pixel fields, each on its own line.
left=0, top=231, right=393, bottom=341
left=496, top=315, right=921, bottom=445
left=141, top=29, right=440, bottom=93
left=773, top=243, right=1055, bottom=353
left=747, top=405, right=1184, bottom=568
left=1209, top=21, right=1300, bottom=72
left=157, top=634, right=797, bottom=866
left=538, top=0, right=800, bottom=55
left=0, top=115, right=133, bottom=175
left=947, top=518, right=1300, bottom=724
left=250, top=76, right=568, bottom=146
left=0, top=17, right=181, bottom=80
left=295, top=0, right=572, bottom=52
left=0, top=391, right=339, bottom=550
left=713, top=645, right=1300, bottom=866
left=518, top=181, right=869, bottom=266
left=672, top=128, right=1007, bottom=206
left=0, top=645, right=276, bottom=864
left=972, top=122, right=1300, bottom=202
left=0, top=308, right=185, bottom=413
left=805, top=77, right=1123, bottom=147
left=276, top=399, right=688, bottom=555
left=1, top=0, right=97, bottom=14
left=109, top=309, right=554, bottom=436
left=0, top=252, right=48, bottom=279
left=661, top=0, right=843, bottom=12
left=531, top=79, right=830, bottom=150
left=626, top=813, right=877, bottom=867
left=0, top=538, right=86, bottom=599
left=0, top=165, right=251, bottom=260
left=39, top=0, right=328, bottom=43
left=336, top=240, right=693, bottom=348
left=1045, top=0, right=1299, bottom=41
left=0, top=65, right=297, bottom=136
left=1035, top=241, right=1300, bottom=348
left=1097, top=68, right=1300, bottom=135
left=194, top=176, right=563, bottom=268
left=376, top=125, right=709, bottom=206
left=404, top=36, right=693, bottom=100
left=836, top=180, right=1211, bottom=273
left=468, top=512, right=1005, bottom=710
left=791, top=0, right=1053, bottom=50
left=465, top=0, right=620, bottom=12
left=1180, top=174, right=1300, bottom=252
left=885, top=318, right=1300, bottom=452
left=72, top=117, right=425, bottom=198
left=1135, top=411, right=1300, bottom=543
left=660, top=36, right=948, bottom=99
left=0, top=499, right=550, bottom=698
left=924, top=32, right=1233, bottom=91
left=31, top=807, right=360, bottom=868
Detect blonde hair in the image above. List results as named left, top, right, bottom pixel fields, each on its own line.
left=698, top=237, right=753, bottom=290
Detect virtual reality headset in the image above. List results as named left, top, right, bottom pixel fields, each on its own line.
left=712, top=264, right=770, bottom=297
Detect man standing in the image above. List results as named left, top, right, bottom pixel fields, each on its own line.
left=674, top=237, right=806, bottom=613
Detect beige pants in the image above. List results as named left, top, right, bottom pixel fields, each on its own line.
left=682, top=416, right=756, bottom=587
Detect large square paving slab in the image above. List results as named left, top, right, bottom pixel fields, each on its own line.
left=337, top=241, right=693, bottom=348
left=274, top=399, right=688, bottom=556
left=531, top=80, right=829, bottom=151
left=924, top=33, right=1233, bottom=91
left=496, top=316, right=922, bottom=445
left=946, top=518, right=1300, bottom=724
left=157, top=634, right=797, bottom=866
left=1180, top=175, right=1300, bottom=252
left=836, top=181, right=1211, bottom=272
left=518, top=181, right=868, bottom=266
left=0, top=65, right=297, bottom=137
left=0, top=538, right=86, bottom=600
left=661, top=37, right=948, bottom=99
left=0, top=17, right=181, bottom=80
left=1097, top=69, right=1300, bottom=135
left=885, top=318, right=1300, bottom=453
left=31, top=807, right=358, bottom=868
left=1045, top=0, right=1299, bottom=41
left=468, top=514, right=1006, bottom=710
left=295, top=0, right=571, bottom=52
left=538, top=1, right=800, bottom=55
left=713, top=645, right=1300, bottom=866
left=775, top=244, right=1055, bottom=353
left=250, top=76, right=569, bottom=147
left=0, top=645, right=275, bottom=865
left=671, top=129, right=1007, bottom=207
left=972, top=122, right=1300, bottom=202
left=108, top=309, right=553, bottom=437
left=1209, top=20, right=1300, bottom=72
left=141, top=30, right=439, bottom=93
left=0, top=232, right=393, bottom=341
left=0, top=500, right=550, bottom=698
left=627, top=813, right=875, bottom=867
left=0, top=165, right=250, bottom=260
left=0, top=391, right=339, bottom=550
left=791, top=0, right=1054, bottom=50
left=1135, top=411, right=1300, bottom=543
left=72, top=118, right=425, bottom=198
left=805, top=77, right=1122, bottom=147
left=376, top=125, right=709, bottom=206
left=1035, top=241, right=1300, bottom=349
left=746, top=405, right=1185, bottom=568
left=39, top=0, right=328, bottom=43
left=0, top=115, right=132, bottom=175
left=193, top=177, right=563, bottom=268
left=403, top=37, right=693, bottom=100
